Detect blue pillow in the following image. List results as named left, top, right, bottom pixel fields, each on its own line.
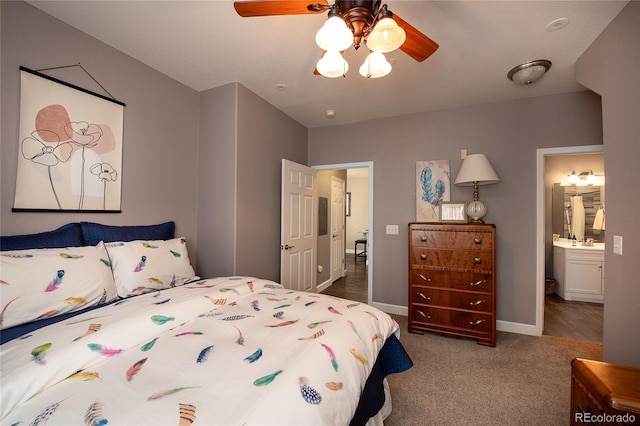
left=81, top=221, right=175, bottom=245
left=0, top=223, right=83, bottom=250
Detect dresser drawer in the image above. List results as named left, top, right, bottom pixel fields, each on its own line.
left=410, top=249, right=493, bottom=271
left=410, top=286, right=493, bottom=312
left=410, top=230, right=493, bottom=251
left=410, top=269, right=492, bottom=292
left=409, top=305, right=493, bottom=335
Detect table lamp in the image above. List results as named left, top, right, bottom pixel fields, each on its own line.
left=454, top=154, right=500, bottom=223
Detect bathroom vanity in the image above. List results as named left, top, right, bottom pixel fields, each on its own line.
left=553, top=241, right=604, bottom=303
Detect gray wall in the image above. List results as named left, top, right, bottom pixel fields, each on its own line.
left=197, top=82, right=308, bottom=281
left=235, top=84, right=308, bottom=281
left=1, top=1, right=200, bottom=261
left=197, top=83, right=238, bottom=278
left=308, top=91, right=603, bottom=326
left=576, top=1, right=640, bottom=367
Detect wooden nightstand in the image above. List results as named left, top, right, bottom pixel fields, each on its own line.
left=570, top=358, right=640, bottom=425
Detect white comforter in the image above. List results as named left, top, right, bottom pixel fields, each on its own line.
left=1, top=277, right=399, bottom=425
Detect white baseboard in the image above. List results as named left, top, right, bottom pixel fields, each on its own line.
left=365, top=302, right=541, bottom=337
left=497, top=320, right=541, bottom=336
left=369, top=302, right=408, bottom=316
left=316, top=279, right=332, bottom=293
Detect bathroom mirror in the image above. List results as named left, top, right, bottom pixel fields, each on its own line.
left=552, top=183, right=605, bottom=241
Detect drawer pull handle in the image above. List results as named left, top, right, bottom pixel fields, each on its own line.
left=470, top=280, right=485, bottom=287
left=474, top=238, right=482, bottom=244
left=417, top=274, right=431, bottom=282
left=474, top=257, right=482, bottom=264
left=469, top=300, right=485, bottom=306
left=417, top=292, right=431, bottom=301
left=469, top=319, right=485, bottom=326
left=420, top=236, right=427, bottom=242
left=417, top=310, right=431, bottom=319
left=420, top=253, right=427, bottom=260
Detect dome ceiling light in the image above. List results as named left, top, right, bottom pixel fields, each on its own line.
left=507, top=59, right=552, bottom=85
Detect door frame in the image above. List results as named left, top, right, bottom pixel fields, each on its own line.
left=535, top=145, right=604, bottom=335
left=313, top=161, right=373, bottom=305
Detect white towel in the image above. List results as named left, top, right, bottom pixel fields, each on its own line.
left=571, top=196, right=585, bottom=240
left=593, top=208, right=605, bottom=230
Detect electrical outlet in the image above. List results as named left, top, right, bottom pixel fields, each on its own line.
left=386, top=225, right=399, bottom=235
left=461, top=148, right=467, bottom=159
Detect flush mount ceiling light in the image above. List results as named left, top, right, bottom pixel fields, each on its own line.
left=234, top=1, right=440, bottom=79
left=507, top=59, right=552, bottom=85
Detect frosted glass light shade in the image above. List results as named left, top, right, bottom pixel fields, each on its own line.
left=366, top=17, right=406, bottom=53
left=316, top=16, right=353, bottom=51
left=507, top=60, right=552, bottom=85
left=317, top=51, right=349, bottom=78
left=359, top=51, right=391, bottom=78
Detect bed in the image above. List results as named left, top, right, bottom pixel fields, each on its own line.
left=1, top=222, right=412, bottom=425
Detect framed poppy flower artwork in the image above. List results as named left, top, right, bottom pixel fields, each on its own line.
left=13, top=67, right=125, bottom=212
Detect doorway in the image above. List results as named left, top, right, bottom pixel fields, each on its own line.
left=536, top=145, right=604, bottom=342
left=313, top=162, right=373, bottom=305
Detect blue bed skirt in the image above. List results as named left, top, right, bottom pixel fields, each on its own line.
left=350, top=334, right=413, bottom=425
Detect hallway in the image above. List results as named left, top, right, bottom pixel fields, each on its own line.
left=321, top=252, right=368, bottom=303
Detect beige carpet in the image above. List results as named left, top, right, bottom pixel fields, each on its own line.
left=384, top=315, right=603, bottom=425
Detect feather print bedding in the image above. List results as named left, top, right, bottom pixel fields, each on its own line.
left=1, top=276, right=407, bottom=425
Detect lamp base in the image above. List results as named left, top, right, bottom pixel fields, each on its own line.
left=466, top=200, right=488, bottom=224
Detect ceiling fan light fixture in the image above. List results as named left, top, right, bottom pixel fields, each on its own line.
left=315, top=15, right=354, bottom=51
left=507, top=59, right=552, bottom=85
left=359, top=51, right=391, bottom=78
left=366, top=17, right=406, bottom=53
left=317, top=50, right=349, bottom=78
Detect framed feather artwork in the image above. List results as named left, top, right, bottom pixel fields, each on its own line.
left=416, top=160, right=451, bottom=221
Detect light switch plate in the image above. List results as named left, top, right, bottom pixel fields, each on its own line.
left=613, top=235, right=623, bottom=255
left=386, top=225, right=399, bottom=235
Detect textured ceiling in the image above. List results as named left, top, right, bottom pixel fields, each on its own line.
left=27, top=1, right=628, bottom=128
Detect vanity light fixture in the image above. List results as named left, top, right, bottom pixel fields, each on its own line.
left=568, top=170, right=579, bottom=185
left=561, top=170, right=604, bottom=186
left=454, top=153, right=501, bottom=223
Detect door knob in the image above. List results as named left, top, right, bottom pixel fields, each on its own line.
left=282, top=244, right=295, bottom=250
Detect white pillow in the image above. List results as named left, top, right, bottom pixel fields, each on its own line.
left=0, top=242, right=118, bottom=330
left=105, top=237, right=198, bottom=298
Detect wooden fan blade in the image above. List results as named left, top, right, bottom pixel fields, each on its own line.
left=393, top=14, right=439, bottom=62
left=234, top=0, right=328, bottom=17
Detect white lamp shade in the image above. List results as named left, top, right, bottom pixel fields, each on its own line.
left=454, top=154, right=500, bottom=186
left=366, top=17, right=406, bottom=53
left=316, top=16, right=353, bottom=51
left=359, top=51, right=391, bottom=78
left=317, top=50, right=349, bottom=78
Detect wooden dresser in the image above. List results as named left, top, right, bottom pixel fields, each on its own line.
left=570, top=358, right=640, bottom=425
left=408, top=223, right=496, bottom=347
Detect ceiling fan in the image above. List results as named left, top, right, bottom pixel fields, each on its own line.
left=234, top=0, right=439, bottom=78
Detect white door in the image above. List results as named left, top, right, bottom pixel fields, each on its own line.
left=281, top=159, right=317, bottom=292
left=330, top=177, right=346, bottom=282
